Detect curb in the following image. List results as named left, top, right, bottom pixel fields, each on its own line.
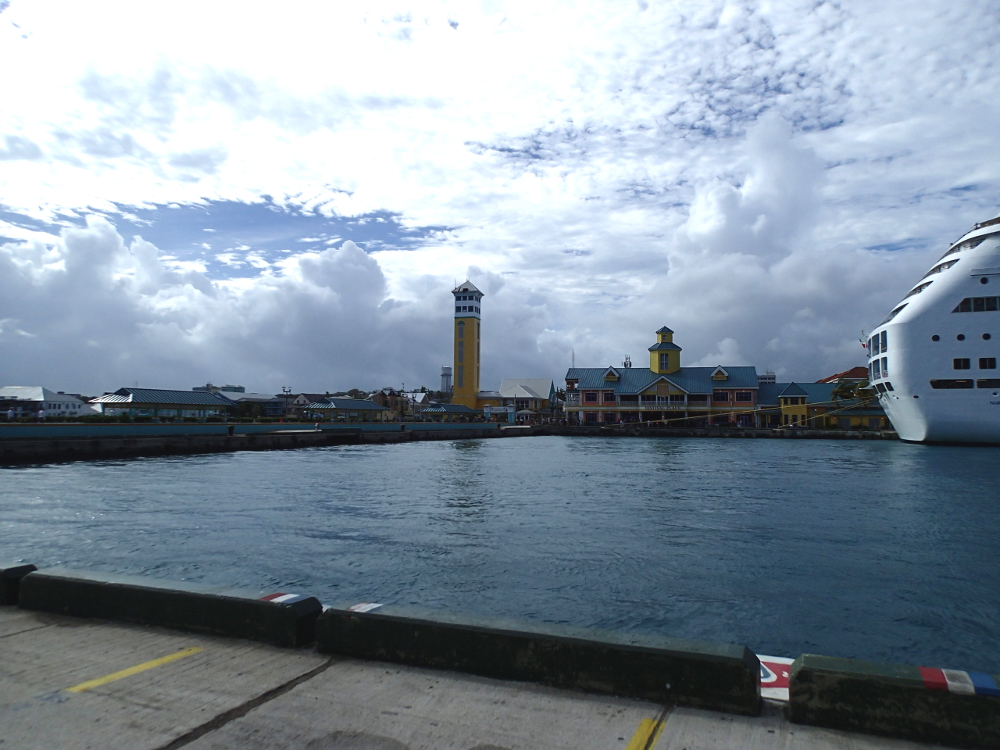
left=789, top=654, right=1000, bottom=749
left=0, top=563, right=38, bottom=605
left=18, top=569, right=322, bottom=648
left=316, top=603, right=761, bottom=715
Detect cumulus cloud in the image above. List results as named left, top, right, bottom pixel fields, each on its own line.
left=0, top=0, right=998, bottom=390
left=0, top=219, right=452, bottom=393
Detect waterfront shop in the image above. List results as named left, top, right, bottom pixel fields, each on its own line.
left=91, top=387, right=232, bottom=419
left=421, top=403, right=481, bottom=422
left=303, top=397, right=390, bottom=422
left=563, top=327, right=759, bottom=427
left=0, top=386, right=95, bottom=419
left=756, top=382, right=888, bottom=430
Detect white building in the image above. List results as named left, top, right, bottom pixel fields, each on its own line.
left=0, top=387, right=97, bottom=419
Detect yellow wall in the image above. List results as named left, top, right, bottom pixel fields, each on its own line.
left=649, top=330, right=680, bottom=374
left=453, top=316, right=480, bottom=408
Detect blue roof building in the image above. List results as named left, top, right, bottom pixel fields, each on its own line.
left=564, top=327, right=760, bottom=427
left=756, top=382, right=888, bottom=430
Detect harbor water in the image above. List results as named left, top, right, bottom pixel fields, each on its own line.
left=2, top=436, right=998, bottom=672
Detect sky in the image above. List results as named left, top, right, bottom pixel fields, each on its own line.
left=1, top=0, right=998, bottom=395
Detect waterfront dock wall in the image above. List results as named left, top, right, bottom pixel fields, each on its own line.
left=316, top=603, right=760, bottom=715
left=0, top=421, right=898, bottom=463
left=4, top=563, right=999, bottom=748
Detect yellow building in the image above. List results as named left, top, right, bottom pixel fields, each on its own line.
left=452, top=281, right=483, bottom=409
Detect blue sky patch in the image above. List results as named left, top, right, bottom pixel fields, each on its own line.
left=0, top=199, right=450, bottom=279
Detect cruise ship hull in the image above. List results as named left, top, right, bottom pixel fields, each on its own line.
left=867, top=217, right=1000, bottom=444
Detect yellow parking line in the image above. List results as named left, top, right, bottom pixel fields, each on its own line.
left=67, top=647, right=203, bottom=693
left=624, top=716, right=666, bottom=750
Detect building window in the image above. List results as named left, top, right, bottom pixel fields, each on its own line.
left=584, top=412, right=598, bottom=423
left=735, top=391, right=753, bottom=403
left=458, top=321, right=464, bottom=338
left=455, top=306, right=461, bottom=313
left=980, top=358, right=997, bottom=369
left=584, top=392, right=598, bottom=403
left=603, top=391, right=616, bottom=402
left=669, top=394, right=685, bottom=403
left=457, top=366, right=464, bottom=387
left=712, top=391, right=729, bottom=402
left=953, top=358, right=971, bottom=370
left=458, top=341, right=464, bottom=363
left=659, top=353, right=669, bottom=369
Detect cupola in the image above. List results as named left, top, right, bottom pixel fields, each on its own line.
left=649, top=326, right=682, bottom=374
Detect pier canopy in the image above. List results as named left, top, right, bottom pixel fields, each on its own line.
left=421, top=403, right=480, bottom=422
left=303, top=398, right=390, bottom=422
left=91, top=388, right=232, bottom=419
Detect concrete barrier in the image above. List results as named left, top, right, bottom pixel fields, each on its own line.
left=789, top=654, right=1000, bottom=749
left=19, top=569, right=322, bottom=647
left=0, top=563, right=37, bottom=605
left=316, top=603, right=760, bottom=715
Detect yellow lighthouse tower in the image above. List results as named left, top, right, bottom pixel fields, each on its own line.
left=452, top=280, right=482, bottom=409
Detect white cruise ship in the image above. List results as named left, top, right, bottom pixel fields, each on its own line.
left=867, top=214, right=1000, bottom=443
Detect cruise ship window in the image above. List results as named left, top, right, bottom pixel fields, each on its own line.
left=980, top=358, right=997, bottom=370
left=881, top=357, right=888, bottom=377
left=873, top=359, right=881, bottom=378
left=885, top=382, right=894, bottom=391
left=880, top=331, right=887, bottom=351
left=982, top=278, right=990, bottom=285
left=903, top=281, right=933, bottom=300
left=984, top=333, right=992, bottom=340
left=930, top=379, right=974, bottom=389
left=932, top=335, right=940, bottom=341
left=977, top=379, right=1000, bottom=389
left=920, top=259, right=959, bottom=280
left=954, top=358, right=971, bottom=370
left=953, top=296, right=1000, bottom=312
left=957, top=334, right=965, bottom=341
left=881, top=304, right=907, bottom=325
left=939, top=234, right=988, bottom=261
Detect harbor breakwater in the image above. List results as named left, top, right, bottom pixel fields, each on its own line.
left=0, top=421, right=897, bottom=463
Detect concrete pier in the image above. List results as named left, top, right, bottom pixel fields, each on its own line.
left=0, top=606, right=937, bottom=750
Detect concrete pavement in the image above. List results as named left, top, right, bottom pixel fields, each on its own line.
left=0, top=607, right=935, bottom=750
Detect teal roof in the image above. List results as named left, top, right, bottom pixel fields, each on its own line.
left=780, top=383, right=809, bottom=397
left=423, top=404, right=479, bottom=413
left=306, top=398, right=388, bottom=411
left=648, top=342, right=682, bottom=352
left=93, top=388, right=232, bottom=407
left=655, top=326, right=674, bottom=333
left=756, top=382, right=885, bottom=414
left=565, top=366, right=759, bottom=394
